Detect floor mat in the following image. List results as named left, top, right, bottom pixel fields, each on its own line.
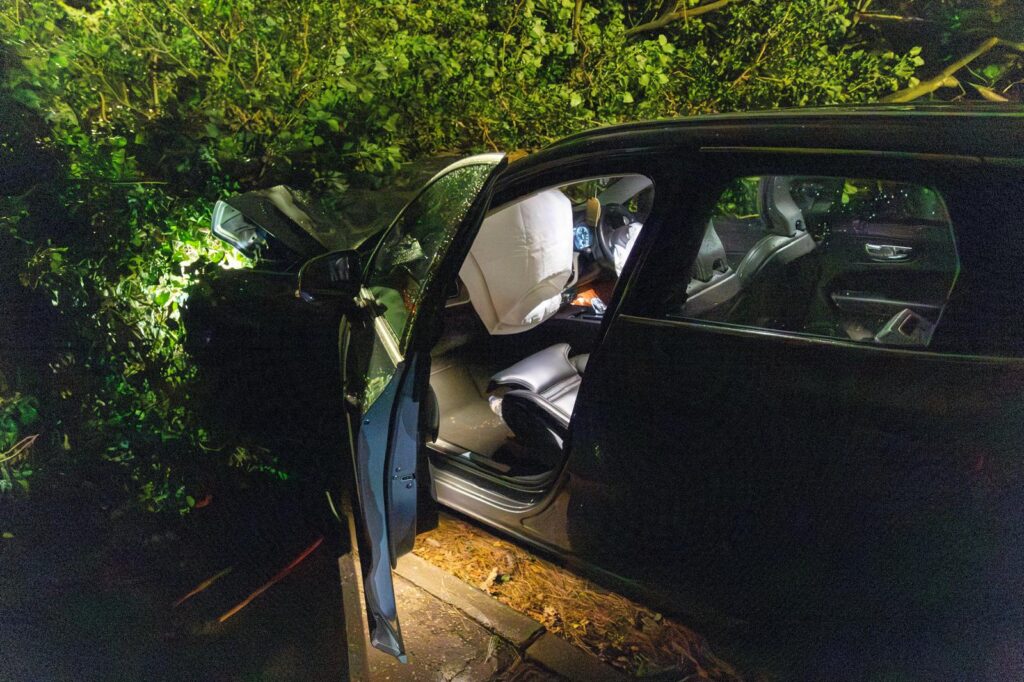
left=430, top=356, right=512, bottom=457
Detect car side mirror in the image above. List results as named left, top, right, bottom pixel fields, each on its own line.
left=297, top=250, right=361, bottom=300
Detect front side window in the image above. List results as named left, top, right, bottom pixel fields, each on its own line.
left=663, top=175, right=959, bottom=349
left=365, top=164, right=494, bottom=349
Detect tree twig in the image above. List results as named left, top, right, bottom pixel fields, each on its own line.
left=160, top=0, right=225, bottom=62
left=624, top=0, right=740, bottom=37
left=883, top=37, right=1024, bottom=103
left=217, top=536, right=323, bottom=622
left=855, top=12, right=931, bottom=24
left=0, top=434, right=38, bottom=465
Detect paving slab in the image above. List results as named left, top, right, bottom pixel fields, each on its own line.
left=341, top=544, right=559, bottom=680
left=525, top=632, right=629, bottom=682
left=395, top=553, right=544, bottom=648
left=339, top=503, right=623, bottom=680
left=362, top=574, right=529, bottom=680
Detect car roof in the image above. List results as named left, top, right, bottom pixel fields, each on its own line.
left=508, top=105, right=1024, bottom=173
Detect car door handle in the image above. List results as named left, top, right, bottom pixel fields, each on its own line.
left=865, top=243, right=912, bottom=261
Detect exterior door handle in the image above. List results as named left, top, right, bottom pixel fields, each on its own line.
left=865, top=243, right=912, bottom=261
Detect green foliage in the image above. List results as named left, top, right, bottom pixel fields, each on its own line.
left=0, top=0, right=926, bottom=188
left=0, top=393, right=39, bottom=452
left=0, top=392, right=39, bottom=494
left=0, top=0, right=1004, bottom=512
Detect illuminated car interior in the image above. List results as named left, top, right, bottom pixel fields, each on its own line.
left=426, top=174, right=960, bottom=480
left=427, top=175, right=653, bottom=477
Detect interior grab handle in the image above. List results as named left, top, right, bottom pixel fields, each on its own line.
left=865, top=243, right=912, bottom=261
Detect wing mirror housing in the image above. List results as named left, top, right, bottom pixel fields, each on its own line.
left=296, top=250, right=362, bottom=301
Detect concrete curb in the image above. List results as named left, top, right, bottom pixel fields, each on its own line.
left=526, top=632, right=630, bottom=682
left=395, top=553, right=629, bottom=681
left=395, top=553, right=543, bottom=648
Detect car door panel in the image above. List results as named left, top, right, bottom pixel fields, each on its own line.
left=808, top=186, right=959, bottom=338
left=567, top=313, right=1024, bottom=676
left=386, top=352, right=428, bottom=560
left=561, top=155, right=1024, bottom=678
left=350, top=352, right=408, bottom=661
left=342, top=154, right=507, bottom=661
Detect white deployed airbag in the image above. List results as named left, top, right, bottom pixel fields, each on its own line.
left=460, top=189, right=573, bottom=335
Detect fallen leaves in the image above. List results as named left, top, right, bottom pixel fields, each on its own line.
left=480, top=567, right=499, bottom=592
left=413, top=515, right=741, bottom=679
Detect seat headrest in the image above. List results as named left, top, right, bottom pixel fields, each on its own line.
left=691, top=220, right=729, bottom=283
left=760, top=177, right=806, bottom=237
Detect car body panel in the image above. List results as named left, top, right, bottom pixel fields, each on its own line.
left=556, top=142, right=1024, bottom=677
left=195, top=107, right=1024, bottom=676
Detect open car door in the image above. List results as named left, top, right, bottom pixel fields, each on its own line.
left=341, top=154, right=507, bottom=661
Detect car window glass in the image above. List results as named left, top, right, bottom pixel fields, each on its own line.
left=662, top=175, right=959, bottom=349
left=365, top=163, right=494, bottom=349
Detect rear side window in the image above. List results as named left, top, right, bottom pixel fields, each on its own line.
left=664, top=176, right=959, bottom=349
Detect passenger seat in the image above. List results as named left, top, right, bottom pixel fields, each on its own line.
left=488, top=343, right=588, bottom=468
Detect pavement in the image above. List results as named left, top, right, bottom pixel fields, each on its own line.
left=339, top=501, right=626, bottom=681
left=2, top=479, right=629, bottom=681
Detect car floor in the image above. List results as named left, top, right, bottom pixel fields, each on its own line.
left=428, top=299, right=603, bottom=477
left=430, top=352, right=512, bottom=458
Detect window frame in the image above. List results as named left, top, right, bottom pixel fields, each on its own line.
left=616, top=147, right=1022, bottom=359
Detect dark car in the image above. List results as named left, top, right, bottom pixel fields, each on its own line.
left=186, top=107, right=1024, bottom=679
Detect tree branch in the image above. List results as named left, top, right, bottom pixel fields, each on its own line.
left=855, top=12, right=931, bottom=25
left=624, top=0, right=739, bottom=37
left=883, top=37, right=1024, bottom=103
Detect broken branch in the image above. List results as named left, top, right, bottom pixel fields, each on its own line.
left=173, top=566, right=234, bottom=607
left=883, top=37, right=1024, bottom=103
left=624, top=0, right=739, bottom=37
left=855, top=12, right=930, bottom=25
left=217, top=536, right=323, bottom=623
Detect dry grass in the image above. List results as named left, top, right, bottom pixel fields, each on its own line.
left=414, top=515, right=743, bottom=679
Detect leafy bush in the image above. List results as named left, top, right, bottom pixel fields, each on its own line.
left=1, top=0, right=1012, bottom=511
left=0, top=390, right=39, bottom=494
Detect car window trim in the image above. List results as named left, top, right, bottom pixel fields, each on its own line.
left=621, top=313, right=1024, bottom=364
left=701, top=145, right=1024, bottom=169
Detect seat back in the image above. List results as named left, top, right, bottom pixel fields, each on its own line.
left=460, top=189, right=574, bottom=335
left=681, top=220, right=742, bottom=317
left=735, top=177, right=816, bottom=285
left=727, top=177, right=818, bottom=327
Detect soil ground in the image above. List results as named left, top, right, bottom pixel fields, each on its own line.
left=2, top=476, right=744, bottom=681
left=0, top=481, right=348, bottom=681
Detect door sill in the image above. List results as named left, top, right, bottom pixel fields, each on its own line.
left=427, top=441, right=557, bottom=499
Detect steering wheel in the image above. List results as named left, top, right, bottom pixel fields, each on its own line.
left=594, top=203, right=635, bottom=272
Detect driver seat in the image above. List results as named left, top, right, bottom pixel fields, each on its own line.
left=489, top=343, right=588, bottom=468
